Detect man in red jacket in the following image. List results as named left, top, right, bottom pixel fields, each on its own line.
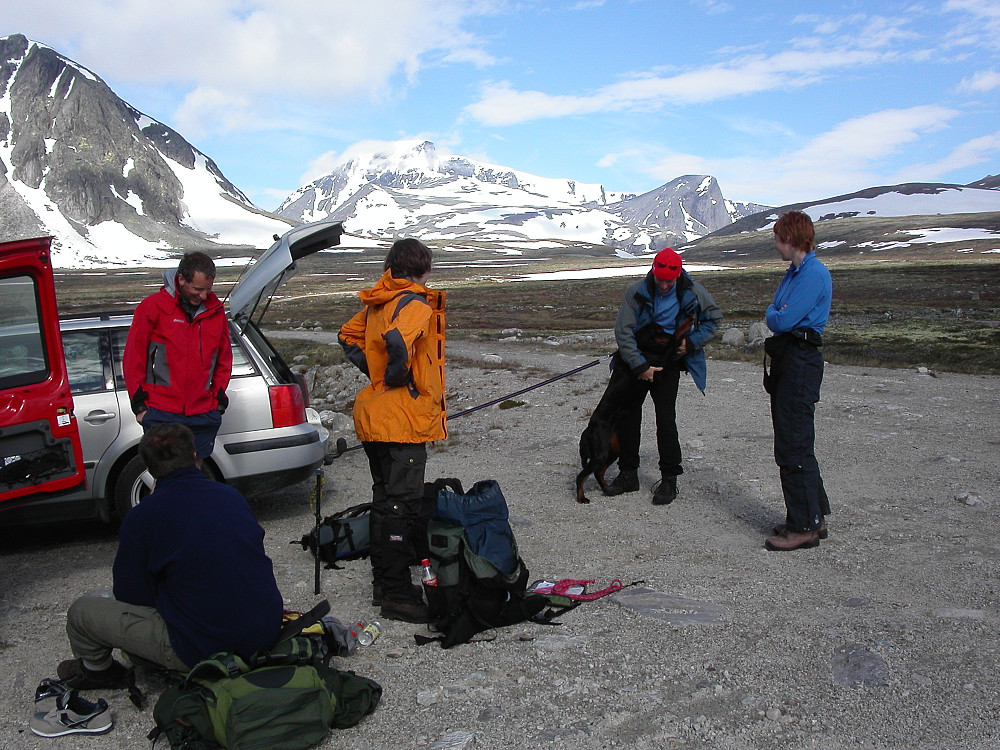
left=123, top=252, right=232, bottom=463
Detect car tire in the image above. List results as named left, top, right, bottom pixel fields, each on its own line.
left=114, top=455, right=154, bottom=521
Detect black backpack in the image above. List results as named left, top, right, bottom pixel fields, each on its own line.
left=419, top=480, right=545, bottom=648
left=294, top=503, right=372, bottom=568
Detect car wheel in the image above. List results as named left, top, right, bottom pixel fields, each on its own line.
left=114, top=455, right=155, bottom=521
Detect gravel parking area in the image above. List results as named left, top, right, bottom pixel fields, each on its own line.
left=2, top=335, right=998, bottom=749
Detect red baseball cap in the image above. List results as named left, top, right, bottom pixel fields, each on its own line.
left=651, top=248, right=682, bottom=280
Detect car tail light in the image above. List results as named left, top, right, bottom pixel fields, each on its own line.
left=292, top=371, right=310, bottom=407
left=269, top=384, right=306, bottom=428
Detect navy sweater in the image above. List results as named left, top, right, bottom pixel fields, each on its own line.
left=113, top=467, right=282, bottom=667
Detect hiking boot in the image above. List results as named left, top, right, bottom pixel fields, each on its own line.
left=56, top=658, right=131, bottom=691
left=29, top=689, right=112, bottom=737
left=380, top=598, right=432, bottom=624
left=604, top=470, right=639, bottom=496
left=773, top=520, right=828, bottom=540
left=373, top=582, right=423, bottom=607
left=651, top=476, right=677, bottom=505
left=765, top=530, right=821, bottom=551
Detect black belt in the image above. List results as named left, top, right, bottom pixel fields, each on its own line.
left=789, top=328, right=822, bottom=347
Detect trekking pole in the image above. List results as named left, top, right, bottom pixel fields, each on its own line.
left=312, top=468, right=324, bottom=596
left=448, top=354, right=612, bottom=420
left=322, top=354, right=613, bottom=460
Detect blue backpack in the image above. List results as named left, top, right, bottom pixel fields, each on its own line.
left=421, top=480, right=544, bottom=648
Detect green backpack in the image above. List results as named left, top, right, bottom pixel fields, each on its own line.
left=150, top=611, right=382, bottom=750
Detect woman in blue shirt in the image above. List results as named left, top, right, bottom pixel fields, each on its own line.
left=763, top=211, right=832, bottom=551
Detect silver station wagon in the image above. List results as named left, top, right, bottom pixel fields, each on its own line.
left=0, top=220, right=344, bottom=524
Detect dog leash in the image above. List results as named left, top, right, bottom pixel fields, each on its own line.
left=325, top=353, right=613, bottom=460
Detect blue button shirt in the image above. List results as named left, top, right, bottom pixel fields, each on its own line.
left=766, top=252, right=832, bottom=334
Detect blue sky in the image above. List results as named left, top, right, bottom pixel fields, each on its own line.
left=5, top=0, right=999, bottom=210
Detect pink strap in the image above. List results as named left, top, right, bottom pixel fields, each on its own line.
left=551, top=578, right=624, bottom=601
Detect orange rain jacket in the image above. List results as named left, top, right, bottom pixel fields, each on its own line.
left=338, top=270, right=446, bottom=444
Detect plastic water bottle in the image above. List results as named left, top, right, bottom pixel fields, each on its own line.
left=420, top=558, right=438, bottom=587
left=356, top=620, right=381, bottom=646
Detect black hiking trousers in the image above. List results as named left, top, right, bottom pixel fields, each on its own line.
left=362, top=441, right=427, bottom=603
left=612, top=361, right=683, bottom=479
left=769, top=341, right=830, bottom=532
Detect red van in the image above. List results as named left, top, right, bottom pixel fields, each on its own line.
left=0, top=237, right=87, bottom=507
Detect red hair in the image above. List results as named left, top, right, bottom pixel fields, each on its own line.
left=773, top=211, right=815, bottom=252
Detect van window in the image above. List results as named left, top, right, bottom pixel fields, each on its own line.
left=0, top=275, right=49, bottom=390
left=63, top=330, right=111, bottom=394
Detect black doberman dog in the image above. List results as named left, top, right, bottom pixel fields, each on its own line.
left=575, top=316, right=695, bottom=504
left=575, top=370, right=635, bottom=503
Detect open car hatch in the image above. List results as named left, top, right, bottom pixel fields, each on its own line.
left=228, top=219, right=344, bottom=327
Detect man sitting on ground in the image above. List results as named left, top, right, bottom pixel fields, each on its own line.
left=57, top=423, right=283, bottom=687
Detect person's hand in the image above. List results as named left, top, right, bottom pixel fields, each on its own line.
left=639, top=366, right=662, bottom=382
left=136, top=410, right=146, bottom=424
left=677, top=339, right=688, bottom=356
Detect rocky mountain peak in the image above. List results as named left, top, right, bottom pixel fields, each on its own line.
left=0, top=33, right=285, bottom=266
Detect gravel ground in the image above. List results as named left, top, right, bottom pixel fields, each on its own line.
left=2, top=333, right=998, bottom=749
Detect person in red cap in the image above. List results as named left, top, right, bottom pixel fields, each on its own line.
left=604, top=247, right=722, bottom=504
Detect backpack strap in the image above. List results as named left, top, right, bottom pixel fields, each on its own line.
left=391, top=291, right=428, bottom=322
left=275, top=599, right=331, bottom=644
left=328, top=502, right=373, bottom=521
left=183, top=653, right=248, bottom=687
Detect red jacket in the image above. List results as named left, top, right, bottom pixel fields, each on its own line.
left=123, top=275, right=232, bottom=417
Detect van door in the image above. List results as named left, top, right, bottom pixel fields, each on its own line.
left=0, top=237, right=86, bottom=507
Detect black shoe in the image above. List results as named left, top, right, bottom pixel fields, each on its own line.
left=56, top=659, right=130, bottom=690
left=604, top=470, right=639, bottom=496
left=380, top=598, right=431, bottom=624
left=652, top=476, right=677, bottom=505
left=373, top=582, right=423, bottom=607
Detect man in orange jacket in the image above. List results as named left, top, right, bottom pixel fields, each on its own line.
left=339, top=239, right=446, bottom=623
left=123, top=252, right=232, bottom=463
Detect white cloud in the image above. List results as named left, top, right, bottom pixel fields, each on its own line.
left=612, top=106, right=968, bottom=205
left=943, top=0, right=1000, bottom=50
left=5, top=0, right=493, bottom=134
left=958, top=68, right=1000, bottom=92
left=787, top=106, right=958, bottom=170
left=465, top=47, right=888, bottom=126
left=893, top=131, right=1000, bottom=182
left=299, top=137, right=444, bottom=184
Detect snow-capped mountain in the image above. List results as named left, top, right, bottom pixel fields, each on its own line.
left=2, top=33, right=993, bottom=270
left=0, top=34, right=291, bottom=267
left=705, top=180, right=1000, bottom=239
left=682, top=179, right=1000, bottom=263
left=276, top=140, right=763, bottom=254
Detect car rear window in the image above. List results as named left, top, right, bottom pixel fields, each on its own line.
left=108, top=327, right=256, bottom=389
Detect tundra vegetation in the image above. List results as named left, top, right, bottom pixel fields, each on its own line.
left=55, top=256, right=999, bottom=375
